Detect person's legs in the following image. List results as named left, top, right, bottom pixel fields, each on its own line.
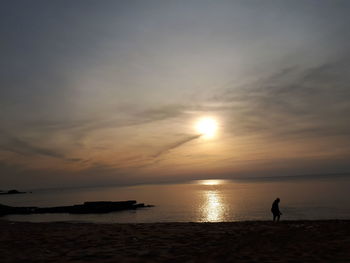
left=273, top=213, right=280, bottom=222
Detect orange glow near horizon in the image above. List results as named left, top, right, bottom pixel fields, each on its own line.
left=197, top=179, right=225, bottom=186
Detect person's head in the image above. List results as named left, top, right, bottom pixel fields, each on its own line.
left=276, top=198, right=280, bottom=203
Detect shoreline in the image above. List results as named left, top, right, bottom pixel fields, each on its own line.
left=1, top=220, right=349, bottom=262
left=2, top=218, right=350, bottom=224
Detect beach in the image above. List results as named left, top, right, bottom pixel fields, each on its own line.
left=1, top=220, right=349, bottom=262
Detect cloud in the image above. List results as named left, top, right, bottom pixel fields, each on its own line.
left=213, top=59, right=350, bottom=140
left=0, top=104, right=190, bottom=169
left=16, top=104, right=187, bottom=145
left=153, top=134, right=201, bottom=158
left=0, top=131, right=81, bottom=162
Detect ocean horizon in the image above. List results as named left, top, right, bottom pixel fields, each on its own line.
left=2, top=174, right=350, bottom=224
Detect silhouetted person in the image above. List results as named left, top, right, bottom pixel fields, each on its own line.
left=271, top=198, right=282, bottom=222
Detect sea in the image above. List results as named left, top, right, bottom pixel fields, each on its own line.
left=2, top=175, right=350, bottom=223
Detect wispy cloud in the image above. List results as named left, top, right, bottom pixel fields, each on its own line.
left=0, top=132, right=82, bottom=162
left=153, top=134, right=201, bottom=158
left=213, top=59, right=350, bottom=140
left=16, top=104, right=187, bottom=146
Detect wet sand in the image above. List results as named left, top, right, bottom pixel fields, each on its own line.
left=1, top=220, right=349, bottom=262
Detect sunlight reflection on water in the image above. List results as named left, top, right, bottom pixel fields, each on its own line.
left=3, top=177, right=350, bottom=223
left=201, top=190, right=225, bottom=222
left=195, top=179, right=228, bottom=186
left=197, top=180, right=229, bottom=222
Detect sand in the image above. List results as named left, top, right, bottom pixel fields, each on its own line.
left=0, top=220, right=349, bottom=262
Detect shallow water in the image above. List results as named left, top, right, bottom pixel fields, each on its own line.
left=2, top=176, right=350, bottom=223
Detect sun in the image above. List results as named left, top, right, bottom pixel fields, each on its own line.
left=195, top=117, right=218, bottom=138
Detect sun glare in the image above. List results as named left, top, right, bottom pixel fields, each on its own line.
left=195, top=117, right=218, bottom=138
left=197, top=179, right=227, bottom=185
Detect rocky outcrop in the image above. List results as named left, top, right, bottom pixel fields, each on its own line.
left=0, top=189, right=26, bottom=195
left=0, top=201, right=153, bottom=216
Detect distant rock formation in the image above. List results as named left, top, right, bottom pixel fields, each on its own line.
left=0, top=201, right=153, bottom=216
left=0, top=189, right=26, bottom=195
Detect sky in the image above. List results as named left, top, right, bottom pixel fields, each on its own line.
left=1, top=0, right=350, bottom=189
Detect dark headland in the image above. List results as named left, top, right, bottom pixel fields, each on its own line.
left=1, top=220, right=349, bottom=262
left=0, top=201, right=152, bottom=216
left=0, top=189, right=26, bottom=195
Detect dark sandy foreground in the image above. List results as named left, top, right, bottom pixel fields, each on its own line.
left=1, top=220, right=349, bottom=262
